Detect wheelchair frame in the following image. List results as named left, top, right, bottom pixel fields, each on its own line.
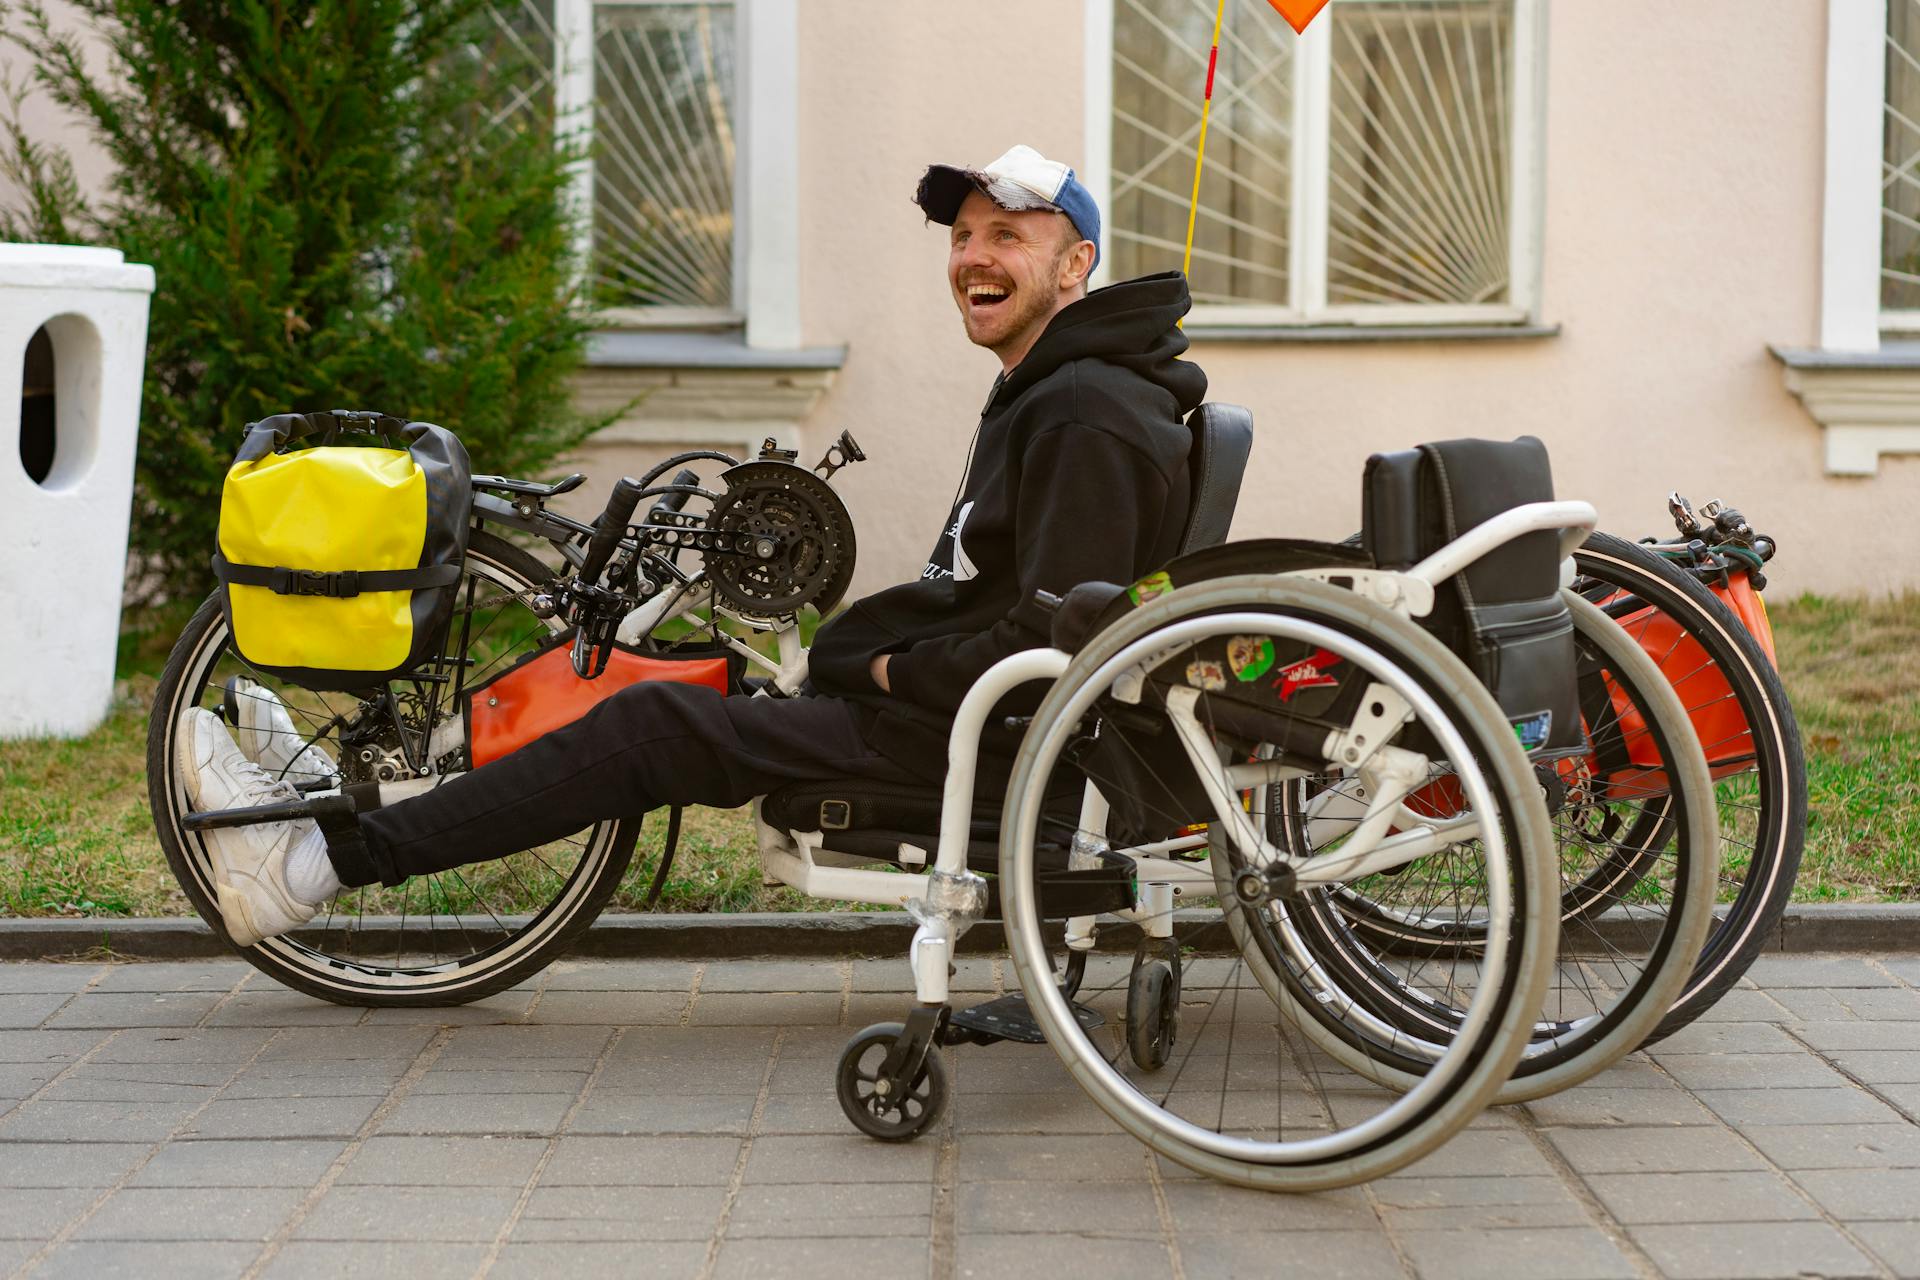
left=737, top=499, right=1597, bottom=1115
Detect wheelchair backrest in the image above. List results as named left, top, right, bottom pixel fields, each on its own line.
left=1176, top=403, right=1254, bottom=556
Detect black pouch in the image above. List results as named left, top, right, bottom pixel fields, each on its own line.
left=1362, top=436, right=1582, bottom=758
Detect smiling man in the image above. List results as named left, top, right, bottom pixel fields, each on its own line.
left=178, top=144, right=1208, bottom=945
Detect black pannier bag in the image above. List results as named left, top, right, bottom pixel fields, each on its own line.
left=213, top=410, right=472, bottom=692
left=1361, top=435, right=1583, bottom=759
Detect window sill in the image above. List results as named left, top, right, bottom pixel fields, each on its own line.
left=1183, top=323, right=1561, bottom=345
left=585, top=329, right=846, bottom=371
left=1771, top=343, right=1920, bottom=475
left=572, top=330, right=846, bottom=452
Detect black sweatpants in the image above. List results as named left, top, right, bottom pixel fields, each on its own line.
left=328, top=682, right=923, bottom=888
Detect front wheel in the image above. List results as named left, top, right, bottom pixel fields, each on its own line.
left=146, top=529, right=641, bottom=1006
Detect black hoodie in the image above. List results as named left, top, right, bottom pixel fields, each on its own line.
left=808, top=271, right=1208, bottom=775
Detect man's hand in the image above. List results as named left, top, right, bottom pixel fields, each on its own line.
left=869, top=654, right=892, bottom=693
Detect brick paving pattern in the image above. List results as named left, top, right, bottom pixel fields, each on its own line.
left=0, top=951, right=1916, bottom=1278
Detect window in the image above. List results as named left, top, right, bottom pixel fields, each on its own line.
left=1097, top=0, right=1542, bottom=327
left=479, top=0, right=799, bottom=343
left=1886, top=0, right=1920, bottom=325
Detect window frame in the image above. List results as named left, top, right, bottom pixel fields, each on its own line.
left=1085, top=0, right=1547, bottom=329
left=552, top=0, right=801, bottom=348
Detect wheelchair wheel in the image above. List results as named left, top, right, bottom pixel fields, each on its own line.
left=1000, top=576, right=1559, bottom=1191
left=1573, top=532, right=1806, bottom=1044
left=1125, top=955, right=1180, bottom=1072
left=836, top=1022, right=949, bottom=1142
left=147, top=529, right=642, bottom=1006
left=1239, top=591, right=1717, bottom=1104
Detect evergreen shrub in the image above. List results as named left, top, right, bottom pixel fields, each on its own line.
left=1, top=0, right=599, bottom=603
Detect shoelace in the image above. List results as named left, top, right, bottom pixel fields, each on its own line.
left=233, top=754, right=301, bottom=805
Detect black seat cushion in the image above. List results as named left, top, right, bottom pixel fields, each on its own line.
left=759, top=777, right=1135, bottom=918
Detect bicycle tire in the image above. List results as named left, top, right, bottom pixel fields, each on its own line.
left=147, top=529, right=641, bottom=1006
left=1000, top=576, right=1559, bottom=1190
left=1573, top=531, right=1807, bottom=1043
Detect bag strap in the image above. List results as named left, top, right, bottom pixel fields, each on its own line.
left=212, top=553, right=460, bottom=599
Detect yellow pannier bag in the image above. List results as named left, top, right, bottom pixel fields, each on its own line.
left=213, top=410, right=471, bottom=691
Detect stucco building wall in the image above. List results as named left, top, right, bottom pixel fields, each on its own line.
left=9, top=0, right=1912, bottom=597
left=793, top=0, right=1914, bottom=600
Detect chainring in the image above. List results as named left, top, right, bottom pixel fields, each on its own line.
left=705, top=460, right=857, bottom=620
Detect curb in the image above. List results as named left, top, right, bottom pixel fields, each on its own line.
left=0, top=903, right=1914, bottom=962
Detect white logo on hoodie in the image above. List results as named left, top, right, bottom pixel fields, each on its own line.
left=950, top=501, right=979, bottom=582
left=922, top=500, right=980, bottom=583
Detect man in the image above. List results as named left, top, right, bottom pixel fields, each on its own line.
left=180, top=144, right=1208, bottom=946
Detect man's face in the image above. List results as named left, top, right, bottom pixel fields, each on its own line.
left=947, top=189, right=1091, bottom=366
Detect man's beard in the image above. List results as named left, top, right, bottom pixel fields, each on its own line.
left=968, top=276, right=1062, bottom=354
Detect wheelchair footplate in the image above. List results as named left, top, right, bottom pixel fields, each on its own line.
left=945, top=951, right=1102, bottom=1046
left=946, top=992, right=1105, bottom=1046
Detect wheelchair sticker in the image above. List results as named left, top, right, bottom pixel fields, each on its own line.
left=1128, top=571, right=1174, bottom=607
left=1185, top=658, right=1227, bottom=691
left=1225, top=635, right=1276, bottom=682
left=1272, top=648, right=1342, bottom=702
left=1510, top=710, right=1552, bottom=752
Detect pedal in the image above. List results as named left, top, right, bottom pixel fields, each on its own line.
left=947, top=992, right=1103, bottom=1045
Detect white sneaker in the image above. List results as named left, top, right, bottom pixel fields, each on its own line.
left=178, top=708, right=324, bottom=947
left=223, top=677, right=337, bottom=785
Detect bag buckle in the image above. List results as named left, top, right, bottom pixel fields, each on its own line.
left=270, top=568, right=361, bottom=598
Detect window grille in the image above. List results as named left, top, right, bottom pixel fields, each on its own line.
left=481, top=0, right=736, bottom=315
left=591, top=2, right=736, bottom=312
left=1112, top=0, right=1294, bottom=306
left=472, top=0, right=557, bottom=133
left=1327, top=2, right=1511, bottom=307
left=1885, top=0, right=1920, bottom=312
left=1109, top=0, right=1521, bottom=320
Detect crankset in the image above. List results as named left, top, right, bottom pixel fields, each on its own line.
left=704, top=457, right=858, bottom=621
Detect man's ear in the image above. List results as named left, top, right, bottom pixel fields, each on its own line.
left=1059, top=239, right=1096, bottom=292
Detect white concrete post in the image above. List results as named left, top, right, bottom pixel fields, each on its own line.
left=0, top=243, right=155, bottom=738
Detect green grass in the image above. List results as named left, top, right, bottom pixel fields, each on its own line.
left=1770, top=591, right=1920, bottom=901
left=0, top=591, right=1913, bottom=919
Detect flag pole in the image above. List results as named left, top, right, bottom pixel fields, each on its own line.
left=1178, top=0, right=1228, bottom=327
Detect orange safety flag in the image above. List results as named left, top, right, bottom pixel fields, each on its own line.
left=1266, top=0, right=1330, bottom=35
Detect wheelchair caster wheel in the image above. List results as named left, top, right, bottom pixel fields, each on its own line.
left=836, top=1021, right=947, bottom=1142
left=1126, top=958, right=1180, bottom=1072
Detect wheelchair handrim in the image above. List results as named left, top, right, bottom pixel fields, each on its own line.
left=1004, top=609, right=1514, bottom=1167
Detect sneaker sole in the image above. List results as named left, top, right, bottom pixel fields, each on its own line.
left=214, top=880, right=266, bottom=949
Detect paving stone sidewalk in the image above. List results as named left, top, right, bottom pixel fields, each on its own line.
left=1, top=950, right=1917, bottom=1280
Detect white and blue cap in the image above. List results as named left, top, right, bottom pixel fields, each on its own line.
left=914, top=144, right=1101, bottom=271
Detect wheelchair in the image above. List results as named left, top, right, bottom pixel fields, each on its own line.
left=149, top=407, right=1721, bottom=1190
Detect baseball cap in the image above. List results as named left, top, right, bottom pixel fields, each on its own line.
left=914, top=144, right=1102, bottom=270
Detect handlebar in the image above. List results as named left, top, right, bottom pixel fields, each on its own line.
left=580, top=477, right=645, bottom=584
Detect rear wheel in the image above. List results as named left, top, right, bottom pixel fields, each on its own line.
left=147, top=528, right=641, bottom=1006
left=1573, top=532, right=1806, bottom=1042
